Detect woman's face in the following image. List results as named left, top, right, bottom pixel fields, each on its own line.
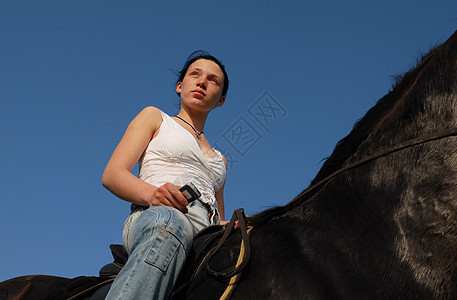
left=176, top=59, right=226, bottom=113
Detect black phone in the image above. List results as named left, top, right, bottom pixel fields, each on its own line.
left=179, top=182, right=201, bottom=202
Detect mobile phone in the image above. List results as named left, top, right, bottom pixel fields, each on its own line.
left=179, top=182, right=201, bottom=202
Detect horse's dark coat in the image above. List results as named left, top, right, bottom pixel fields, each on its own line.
left=1, top=30, right=457, bottom=299
left=0, top=275, right=70, bottom=300
left=238, top=30, right=457, bottom=299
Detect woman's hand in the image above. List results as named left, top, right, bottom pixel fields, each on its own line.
left=151, top=182, right=189, bottom=213
left=220, top=219, right=240, bottom=229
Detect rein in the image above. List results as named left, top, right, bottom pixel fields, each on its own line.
left=287, top=127, right=457, bottom=207
left=206, top=208, right=250, bottom=279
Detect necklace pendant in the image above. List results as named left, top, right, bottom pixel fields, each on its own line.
left=174, top=115, right=203, bottom=140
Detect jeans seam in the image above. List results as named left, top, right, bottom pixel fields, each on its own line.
left=144, top=210, right=186, bottom=272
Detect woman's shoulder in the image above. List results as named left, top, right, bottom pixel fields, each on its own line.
left=137, top=106, right=165, bottom=122
left=129, top=106, right=164, bottom=133
left=140, top=106, right=162, bottom=117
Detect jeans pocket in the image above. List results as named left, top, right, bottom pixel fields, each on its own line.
left=145, top=223, right=183, bottom=272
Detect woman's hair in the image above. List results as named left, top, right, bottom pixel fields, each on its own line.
left=176, top=50, right=229, bottom=97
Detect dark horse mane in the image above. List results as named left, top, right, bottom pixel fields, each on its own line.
left=249, top=31, right=457, bottom=228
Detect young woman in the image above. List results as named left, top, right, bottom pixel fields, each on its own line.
left=102, top=51, right=229, bottom=299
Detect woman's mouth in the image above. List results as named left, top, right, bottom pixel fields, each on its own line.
left=192, top=89, right=206, bottom=96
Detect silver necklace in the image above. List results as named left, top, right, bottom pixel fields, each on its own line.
left=174, top=115, right=204, bottom=140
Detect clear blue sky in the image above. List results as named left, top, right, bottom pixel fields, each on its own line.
left=1, top=0, right=456, bottom=281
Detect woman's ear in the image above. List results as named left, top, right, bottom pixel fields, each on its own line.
left=176, top=82, right=182, bottom=95
left=215, top=96, right=226, bottom=107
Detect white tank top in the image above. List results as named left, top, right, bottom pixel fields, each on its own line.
left=138, top=110, right=226, bottom=212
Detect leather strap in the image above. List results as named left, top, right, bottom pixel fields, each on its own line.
left=206, top=208, right=251, bottom=279
left=286, top=127, right=457, bottom=207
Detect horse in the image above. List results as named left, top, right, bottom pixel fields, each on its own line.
left=232, top=30, right=457, bottom=299
left=1, top=30, right=456, bottom=299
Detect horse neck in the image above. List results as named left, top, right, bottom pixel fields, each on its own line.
left=315, top=33, right=457, bottom=185
left=304, top=47, right=457, bottom=292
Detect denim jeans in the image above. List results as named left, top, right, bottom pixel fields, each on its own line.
left=105, top=201, right=215, bottom=300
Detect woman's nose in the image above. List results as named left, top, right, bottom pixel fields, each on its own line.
left=197, top=76, right=207, bottom=89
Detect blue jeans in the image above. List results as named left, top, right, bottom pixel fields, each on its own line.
left=105, top=201, right=215, bottom=300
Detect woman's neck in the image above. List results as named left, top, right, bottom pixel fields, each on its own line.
left=176, top=108, right=208, bottom=132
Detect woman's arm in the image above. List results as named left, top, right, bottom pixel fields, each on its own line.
left=215, top=182, right=225, bottom=221
left=215, top=155, right=227, bottom=221
left=102, top=106, right=188, bottom=211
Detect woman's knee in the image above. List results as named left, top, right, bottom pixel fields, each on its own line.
left=155, top=207, right=193, bottom=247
left=141, top=207, right=194, bottom=272
left=138, top=206, right=193, bottom=244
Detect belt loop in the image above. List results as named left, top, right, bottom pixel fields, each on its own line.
left=213, top=210, right=220, bottom=224
left=197, top=199, right=219, bottom=225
